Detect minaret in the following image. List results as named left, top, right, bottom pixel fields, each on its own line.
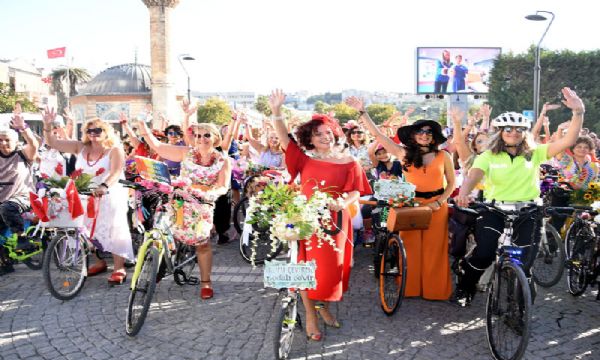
left=142, top=0, right=180, bottom=128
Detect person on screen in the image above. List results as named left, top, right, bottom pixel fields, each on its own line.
left=452, top=55, right=469, bottom=92
left=434, top=49, right=453, bottom=94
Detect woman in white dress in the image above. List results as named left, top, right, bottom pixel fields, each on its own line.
left=42, top=107, right=133, bottom=284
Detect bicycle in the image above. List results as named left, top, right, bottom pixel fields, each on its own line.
left=273, top=210, right=342, bottom=360
left=563, top=205, right=600, bottom=298
left=0, top=182, right=51, bottom=271
left=123, top=180, right=206, bottom=337
left=461, top=201, right=538, bottom=360
left=359, top=198, right=407, bottom=316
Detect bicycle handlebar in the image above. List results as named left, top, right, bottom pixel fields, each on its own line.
left=0, top=182, right=14, bottom=186
left=119, top=179, right=146, bottom=191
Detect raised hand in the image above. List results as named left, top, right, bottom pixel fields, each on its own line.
left=561, top=87, right=585, bottom=113
left=448, top=106, right=464, bottom=124
left=11, top=103, right=26, bottom=129
left=345, top=96, right=365, bottom=112
left=268, top=89, right=286, bottom=114
left=181, top=98, right=198, bottom=117
left=404, top=106, right=415, bottom=116
left=41, top=106, right=57, bottom=129
left=542, top=102, right=561, bottom=113
left=119, top=112, right=128, bottom=125
left=480, top=103, right=492, bottom=118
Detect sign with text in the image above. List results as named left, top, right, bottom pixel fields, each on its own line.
left=263, top=260, right=317, bottom=290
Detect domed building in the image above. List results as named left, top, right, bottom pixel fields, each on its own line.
left=70, top=63, right=153, bottom=129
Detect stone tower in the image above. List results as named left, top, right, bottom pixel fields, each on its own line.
left=142, top=0, right=180, bottom=128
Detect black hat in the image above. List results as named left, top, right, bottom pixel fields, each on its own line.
left=396, top=119, right=447, bottom=146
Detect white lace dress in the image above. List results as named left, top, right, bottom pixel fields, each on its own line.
left=75, top=149, right=133, bottom=261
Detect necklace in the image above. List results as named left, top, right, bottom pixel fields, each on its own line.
left=86, top=149, right=106, bottom=167
left=193, top=149, right=216, bottom=166
left=308, top=149, right=345, bottom=160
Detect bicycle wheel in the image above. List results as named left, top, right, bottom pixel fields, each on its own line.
left=378, top=234, right=406, bottom=316
left=372, top=230, right=386, bottom=278
left=22, top=228, right=47, bottom=270
left=126, top=246, right=160, bottom=336
left=273, top=292, right=300, bottom=360
left=233, top=196, right=249, bottom=235
left=532, top=223, right=565, bottom=287
left=174, top=243, right=197, bottom=286
left=565, top=222, right=591, bottom=296
left=486, top=261, right=532, bottom=360
left=42, top=231, right=88, bottom=301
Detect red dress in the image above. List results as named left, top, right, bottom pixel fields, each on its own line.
left=285, top=141, right=372, bottom=301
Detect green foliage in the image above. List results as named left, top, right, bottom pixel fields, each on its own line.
left=0, top=83, right=38, bottom=113
left=255, top=95, right=272, bottom=116
left=366, top=103, right=397, bottom=125
left=329, top=102, right=359, bottom=122
left=313, top=100, right=329, bottom=114
left=307, top=92, right=341, bottom=104
left=488, top=48, right=600, bottom=132
left=196, top=97, right=233, bottom=125
left=50, top=67, right=91, bottom=115
left=42, top=172, right=94, bottom=192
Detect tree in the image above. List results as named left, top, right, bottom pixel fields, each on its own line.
left=313, top=100, right=329, bottom=114
left=488, top=48, right=600, bottom=132
left=50, top=67, right=91, bottom=115
left=197, top=97, right=232, bottom=125
left=306, top=92, right=342, bottom=104
left=330, top=102, right=359, bottom=122
left=254, top=95, right=272, bottom=116
left=0, top=83, right=38, bottom=113
left=366, top=103, right=397, bottom=125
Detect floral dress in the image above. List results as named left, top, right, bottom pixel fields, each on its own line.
left=168, top=149, right=226, bottom=246
left=553, top=153, right=600, bottom=190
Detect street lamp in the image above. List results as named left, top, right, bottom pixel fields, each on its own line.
left=178, top=54, right=195, bottom=101
left=525, top=10, right=555, bottom=122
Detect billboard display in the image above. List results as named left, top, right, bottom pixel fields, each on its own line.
left=416, top=47, right=501, bottom=94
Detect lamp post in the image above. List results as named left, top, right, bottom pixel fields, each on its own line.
left=178, top=54, right=195, bottom=101
left=525, top=10, right=555, bottom=122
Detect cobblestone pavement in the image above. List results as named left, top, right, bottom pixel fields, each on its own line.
left=1, top=228, right=598, bottom=360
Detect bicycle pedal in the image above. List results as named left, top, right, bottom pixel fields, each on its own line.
left=186, top=275, right=199, bottom=285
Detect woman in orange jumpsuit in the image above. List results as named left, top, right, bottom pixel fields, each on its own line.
left=346, top=97, right=455, bottom=301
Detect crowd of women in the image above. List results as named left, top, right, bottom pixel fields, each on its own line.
left=0, top=86, right=590, bottom=341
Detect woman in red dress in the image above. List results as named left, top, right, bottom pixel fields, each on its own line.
left=270, top=90, right=371, bottom=341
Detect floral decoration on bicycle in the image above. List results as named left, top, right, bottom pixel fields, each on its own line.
left=570, top=182, right=600, bottom=205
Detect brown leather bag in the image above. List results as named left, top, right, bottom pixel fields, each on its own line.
left=386, top=206, right=433, bottom=232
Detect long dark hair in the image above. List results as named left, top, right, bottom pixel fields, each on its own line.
left=402, top=137, right=439, bottom=170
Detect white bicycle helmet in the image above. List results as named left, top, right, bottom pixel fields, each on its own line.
left=491, top=112, right=531, bottom=129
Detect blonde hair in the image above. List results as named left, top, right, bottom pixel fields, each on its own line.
left=487, top=128, right=536, bottom=161
left=81, top=119, right=118, bottom=149
left=189, top=123, right=222, bottom=147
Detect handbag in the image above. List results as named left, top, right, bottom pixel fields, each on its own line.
left=386, top=206, right=433, bottom=232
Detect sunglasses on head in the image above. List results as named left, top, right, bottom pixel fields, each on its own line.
left=351, top=130, right=364, bottom=135
left=86, top=127, right=103, bottom=135
left=194, top=133, right=212, bottom=139
left=415, top=128, right=433, bottom=135
left=167, top=131, right=181, bottom=136
left=502, top=126, right=526, bottom=134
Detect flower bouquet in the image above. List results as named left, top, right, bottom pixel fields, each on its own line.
left=570, top=181, right=600, bottom=205
left=245, top=183, right=339, bottom=264
left=40, top=166, right=95, bottom=193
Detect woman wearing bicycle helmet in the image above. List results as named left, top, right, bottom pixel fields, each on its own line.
left=454, top=87, right=585, bottom=305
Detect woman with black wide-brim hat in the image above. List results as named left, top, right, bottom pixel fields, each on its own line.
left=346, top=97, right=455, bottom=301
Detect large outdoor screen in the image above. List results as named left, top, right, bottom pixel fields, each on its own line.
left=416, top=47, right=501, bottom=94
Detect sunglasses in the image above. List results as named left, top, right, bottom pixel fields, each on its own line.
left=415, top=129, right=433, bottom=136
left=194, top=133, right=212, bottom=139
left=167, top=131, right=181, bottom=136
left=502, top=126, right=526, bottom=134
left=351, top=130, right=364, bottom=135
left=86, top=128, right=103, bottom=135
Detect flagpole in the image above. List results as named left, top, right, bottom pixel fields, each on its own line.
left=66, top=53, right=70, bottom=111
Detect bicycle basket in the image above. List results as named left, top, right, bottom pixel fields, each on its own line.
left=45, top=193, right=89, bottom=228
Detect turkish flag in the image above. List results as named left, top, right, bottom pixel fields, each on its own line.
left=29, top=192, right=49, bottom=222
left=47, top=47, right=66, bottom=59
left=65, top=180, right=84, bottom=219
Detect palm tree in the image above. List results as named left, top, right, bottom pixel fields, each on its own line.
left=50, top=67, right=91, bottom=114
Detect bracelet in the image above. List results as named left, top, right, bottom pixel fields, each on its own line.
left=358, top=110, right=366, bottom=117
left=14, top=124, right=30, bottom=133
left=271, top=115, right=284, bottom=121
left=100, top=183, right=109, bottom=189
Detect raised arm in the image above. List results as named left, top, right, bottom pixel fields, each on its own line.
left=244, top=124, right=266, bottom=153
left=42, top=106, right=82, bottom=154
left=221, top=114, right=241, bottom=152
left=269, top=89, right=290, bottom=150
left=136, top=120, right=187, bottom=162
left=63, top=107, right=75, bottom=140
left=180, top=99, right=198, bottom=146
left=345, top=96, right=404, bottom=160
left=10, top=103, right=39, bottom=162
left=119, top=112, right=141, bottom=147
left=449, top=107, right=472, bottom=164
left=479, top=104, right=492, bottom=133
left=547, top=87, right=585, bottom=158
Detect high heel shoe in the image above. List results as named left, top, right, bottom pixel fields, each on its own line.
left=306, top=332, right=323, bottom=342
left=108, top=270, right=127, bottom=285
left=88, top=261, right=107, bottom=277
left=200, top=280, right=213, bottom=299
left=316, top=307, right=341, bottom=328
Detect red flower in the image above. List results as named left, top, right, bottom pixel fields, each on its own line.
left=96, top=168, right=106, bottom=176
left=70, top=169, right=83, bottom=179
left=55, top=163, right=64, bottom=175
left=40, top=173, right=49, bottom=179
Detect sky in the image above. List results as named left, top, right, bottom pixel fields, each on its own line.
left=1, top=0, right=599, bottom=94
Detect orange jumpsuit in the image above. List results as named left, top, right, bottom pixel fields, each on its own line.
left=401, top=151, right=452, bottom=300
